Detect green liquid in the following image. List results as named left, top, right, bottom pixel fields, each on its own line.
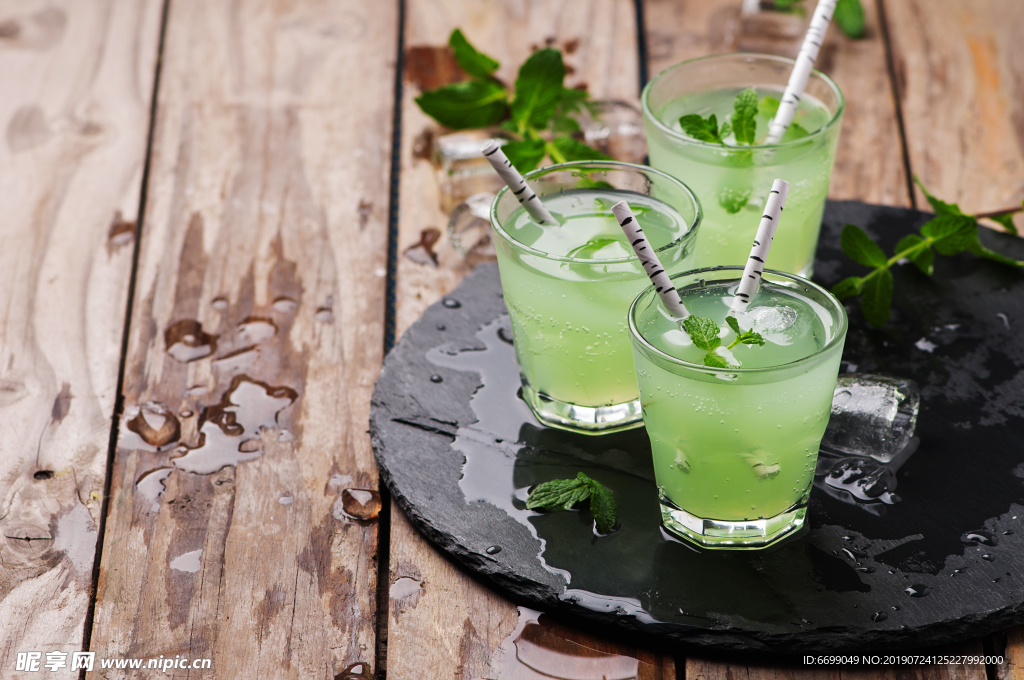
left=646, top=86, right=838, bottom=277
left=495, top=189, right=694, bottom=409
left=632, top=280, right=842, bottom=521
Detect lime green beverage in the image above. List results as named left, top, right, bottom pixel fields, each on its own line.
left=642, top=54, right=843, bottom=277
left=629, top=267, right=847, bottom=548
left=490, top=161, right=701, bottom=434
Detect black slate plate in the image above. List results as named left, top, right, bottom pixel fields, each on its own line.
left=371, top=201, right=1024, bottom=654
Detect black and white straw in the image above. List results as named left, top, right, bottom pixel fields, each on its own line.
left=764, top=0, right=837, bottom=144
left=481, top=140, right=559, bottom=226
left=729, top=179, right=791, bottom=313
left=611, top=201, right=689, bottom=319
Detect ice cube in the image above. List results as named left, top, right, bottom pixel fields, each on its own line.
left=821, top=374, right=920, bottom=463
left=749, top=305, right=798, bottom=332
left=447, top=192, right=496, bottom=265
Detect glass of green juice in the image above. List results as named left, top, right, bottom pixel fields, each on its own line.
left=490, top=161, right=701, bottom=434
left=628, top=266, right=847, bottom=548
left=641, top=53, right=843, bottom=277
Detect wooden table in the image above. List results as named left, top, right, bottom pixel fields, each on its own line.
left=1, top=0, right=1022, bottom=678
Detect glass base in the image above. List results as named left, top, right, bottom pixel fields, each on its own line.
left=659, top=492, right=807, bottom=549
left=521, top=382, right=643, bottom=435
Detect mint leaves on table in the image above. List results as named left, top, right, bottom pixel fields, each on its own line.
left=833, top=177, right=1024, bottom=327
left=414, top=30, right=609, bottom=172
left=682, top=315, right=764, bottom=368
left=526, top=472, right=618, bottom=534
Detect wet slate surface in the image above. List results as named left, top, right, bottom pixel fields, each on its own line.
left=370, top=200, right=1024, bottom=654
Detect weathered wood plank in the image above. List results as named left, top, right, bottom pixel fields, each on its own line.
left=387, top=1, right=679, bottom=677
left=87, top=0, right=396, bottom=677
left=0, top=0, right=163, bottom=675
left=883, top=0, right=1024, bottom=222
left=643, top=0, right=909, bottom=206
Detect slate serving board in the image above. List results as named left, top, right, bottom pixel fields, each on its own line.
left=370, top=200, right=1024, bottom=654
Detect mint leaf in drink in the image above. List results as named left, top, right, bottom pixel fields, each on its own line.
left=782, top=122, right=810, bottom=141
left=831, top=276, right=864, bottom=299
left=448, top=29, right=500, bottom=78
left=834, top=0, right=865, bottom=39
left=703, top=352, right=729, bottom=368
left=759, top=95, right=780, bottom=118
left=526, top=472, right=592, bottom=511
left=587, top=478, right=618, bottom=534
left=415, top=80, right=508, bottom=129
left=718, top=186, right=752, bottom=214
left=731, top=87, right=759, bottom=145
left=526, top=472, right=618, bottom=534
left=860, top=268, right=894, bottom=327
left=682, top=316, right=722, bottom=351
left=725, top=315, right=765, bottom=349
left=894, top=234, right=935, bottom=275
left=841, top=224, right=888, bottom=267
left=549, top=135, right=611, bottom=162
left=501, top=139, right=546, bottom=172
left=511, top=48, right=565, bottom=131
left=679, top=113, right=725, bottom=144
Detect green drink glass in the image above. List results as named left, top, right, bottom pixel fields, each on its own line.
left=628, top=266, right=847, bottom=548
left=490, top=161, right=701, bottom=434
left=642, top=53, right=843, bottom=277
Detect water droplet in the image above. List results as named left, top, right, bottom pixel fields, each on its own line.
left=430, top=374, right=443, bottom=383
left=170, top=548, right=203, bottom=573
left=340, top=488, right=381, bottom=520
left=137, top=467, right=173, bottom=510
left=337, top=661, right=373, bottom=680
left=905, top=584, right=930, bottom=597
left=872, top=612, right=888, bottom=623
left=857, top=566, right=876, bottom=573
left=236, top=316, right=277, bottom=344
left=211, top=297, right=228, bottom=311
left=165, top=320, right=218, bottom=362
left=442, top=298, right=461, bottom=308
left=436, top=323, right=446, bottom=331
left=126, top=402, right=181, bottom=448
left=238, top=438, right=261, bottom=453
left=272, top=297, right=297, bottom=312
left=389, top=577, right=423, bottom=601
left=315, top=307, right=334, bottom=323
left=179, top=410, right=193, bottom=418
left=486, top=545, right=502, bottom=555
left=962, top=530, right=997, bottom=546
left=982, top=554, right=995, bottom=562
left=279, top=494, right=293, bottom=505
left=1003, top=530, right=1014, bottom=535
left=497, top=327, right=514, bottom=345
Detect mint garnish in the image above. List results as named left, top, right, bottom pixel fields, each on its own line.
left=681, top=314, right=765, bottom=367
left=679, top=113, right=730, bottom=144
left=526, top=472, right=618, bottom=534
left=725, top=316, right=766, bottom=349
left=730, top=87, right=759, bottom=145
left=833, top=176, right=1024, bottom=327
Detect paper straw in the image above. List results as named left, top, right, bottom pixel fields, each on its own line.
left=729, top=179, right=790, bottom=313
left=481, top=140, right=559, bottom=226
left=611, top=201, right=689, bottom=319
left=764, top=0, right=837, bottom=144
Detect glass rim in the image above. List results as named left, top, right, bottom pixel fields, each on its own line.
left=489, top=160, right=702, bottom=265
left=628, top=265, right=848, bottom=374
left=640, top=52, right=845, bottom=152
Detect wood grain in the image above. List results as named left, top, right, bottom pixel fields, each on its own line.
left=86, top=0, right=396, bottom=677
left=643, top=0, right=909, bottom=206
left=388, top=1, right=679, bottom=678
left=0, top=0, right=162, bottom=676
left=883, top=0, right=1024, bottom=221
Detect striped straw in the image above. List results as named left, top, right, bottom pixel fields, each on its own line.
left=729, top=179, right=790, bottom=313
left=764, top=0, right=837, bottom=144
left=611, top=201, right=689, bottom=319
left=481, top=140, right=559, bottom=226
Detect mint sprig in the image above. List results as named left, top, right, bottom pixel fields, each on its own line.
left=730, top=88, right=759, bottom=145
left=681, top=315, right=764, bottom=367
left=526, top=472, right=617, bottom=534
left=770, top=0, right=865, bottom=39
left=833, top=177, right=1024, bottom=327
left=414, top=30, right=609, bottom=172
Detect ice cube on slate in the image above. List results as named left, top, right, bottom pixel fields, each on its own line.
left=820, top=374, right=920, bottom=463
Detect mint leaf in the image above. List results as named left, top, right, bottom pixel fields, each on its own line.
left=989, top=211, right=1020, bottom=236
left=725, top=315, right=742, bottom=335
left=725, top=315, right=765, bottom=349
left=416, top=80, right=508, bottom=129
left=718, top=185, right=751, bottom=214
left=920, top=214, right=977, bottom=256
left=832, top=276, right=864, bottom=299
left=448, top=29, right=500, bottom=78
left=731, top=87, right=758, bottom=145
left=682, top=316, right=722, bottom=351
left=550, top=136, right=610, bottom=162
left=587, top=478, right=617, bottom=534
left=782, top=122, right=810, bottom=141
left=895, top=234, right=934, bottom=275
left=835, top=0, right=865, bottom=39
left=914, top=176, right=963, bottom=216
left=511, top=48, right=565, bottom=131
left=526, top=473, right=591, bottom=511
left=501, top=139, right=546, bottom=172
left=967, top=236, right=1024, bottom=267
left=759, top=95, right=780, bottom=118
left=679, top=113, right=723, bottom=144
left=703, top=352, right=729, bottom=368
left=860, top=269, right=894, bottom=327
left=841, top=224, right=888, bottom=267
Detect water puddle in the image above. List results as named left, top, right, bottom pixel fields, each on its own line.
left=165, top=320, right=217, bottom=362
left=170, top=549, right=203, bottom=573
left=334, top=488, right=382, bottom=522
left=124, top=402, right=181, bottom=449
